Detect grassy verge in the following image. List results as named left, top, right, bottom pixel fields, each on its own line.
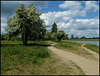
left=1, top=41, right=50, bottom=75
left=84, top=44, right=99, bottom=54
left=54, top=41, right=97, bottom=60
left=1, top=40, right=85, bottom=75
left=63, top=39, right=99, bottom=41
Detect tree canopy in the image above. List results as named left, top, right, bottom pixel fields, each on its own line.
left=71, top=35, right=74, bottom=39
left=51, top=22, right=57, bottom=33
left=57, top=30, right=65, bottom=41
left=5, top=4, right=46, bottom=45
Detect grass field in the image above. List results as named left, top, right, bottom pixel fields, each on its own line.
left=64, top=39, right=99, bottom=41
left=1, top=41, right=50, bottom=75
left=54, top=41, right=98, bottom=60
left=84, top=44, right=99, bottom=54
left=1, top=40, right=85, bottom=75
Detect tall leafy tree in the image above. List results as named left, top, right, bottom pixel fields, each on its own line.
left=71, top=35, right=74, bottom=39
left=44, top=32, right=52, bottom=40
left=6, top=4, right=46, bottom=45
left=57, top=30, right=65, bottom=41
left=51, top=32, right=58, bottom=41
left=51, top=22, right=57, bottom=33
left=64, top=34, right=69, bottom=40
left=75, top=37, right=79, bottom=39
left=81, top=36, right=86, bottom=39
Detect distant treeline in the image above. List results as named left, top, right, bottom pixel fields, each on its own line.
left=85, top=37, right=99, bottom=39
left=1, top=33, right=99, bottom=41
left=63, top=35, right=99, bottom=40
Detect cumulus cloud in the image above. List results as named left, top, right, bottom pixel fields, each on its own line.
left=59, top=1, right=83, bottom=10
left=64, top=19, right=99, bottom=38
left=40, top=9, right=86, bottom=26
left=84, top=1, right=99, bottom=12
left=40, top=11, right=99, bottom=37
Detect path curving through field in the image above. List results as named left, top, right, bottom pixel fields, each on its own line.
left=47, top=41, right=99, bottom=75
left=82, top=44, right=99, bottom=61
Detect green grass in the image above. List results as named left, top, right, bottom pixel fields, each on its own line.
left=64, top=39, right=99, bottom=41
left=1, top=40, right=85, bottom=75
left=84, top=44, right=99, bottom=54
left=1, top=41, right=50, bottom=75
left=54, top=41, right=97, bottom=60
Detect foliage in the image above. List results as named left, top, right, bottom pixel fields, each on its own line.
left=67, top=39, right=99, bottom=41
left=75, top=37, right=79, bottom=39
left=51, top=32, right=58, bottom=41
left=1, top=34, right=5, bottom=40
left=51, top=30, right=65, bottom=41
left=57, top=30, right=65, bottom=41
left=80, top=36, right=86, bottom=39
left=10, top=36, right=21, bottom=41
left=5, top=4, right=46, bottom=45
left=63, top=34, right=69, bottom=40
left=44, top=32, right=52, bottom=40
left=51, top=22, right=57, bottom=33
left=1, top=34, right=9, bottom=40
left=71, top=35, right=74, bottom=39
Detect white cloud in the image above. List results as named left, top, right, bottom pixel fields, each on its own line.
left=40, top=9, right=86, bottom=26
left=40, top=10, right=99, bottom=37
left=64, top=19, right=99, bottom=37
left=85, top=1, right=99, bottom=12
left=59, top=1, right=83, bottom=10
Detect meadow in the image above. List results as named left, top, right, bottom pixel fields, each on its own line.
left=1, top=40, right=84, bottom=75
left=84, top=44, right=99, bottom=54
left=1, top=41, right=50, bottom=75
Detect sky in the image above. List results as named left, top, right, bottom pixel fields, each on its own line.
left=1, top=1, right=99, bottom=38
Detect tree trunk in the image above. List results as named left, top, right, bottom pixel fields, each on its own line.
left=58, top=39, right=61, bottom=41
left=24, top=33, right=27, bottom=45
left=22, top=33, right=28, bottom=45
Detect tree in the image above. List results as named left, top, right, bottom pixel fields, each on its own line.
left=64, top=34, right=69, bottom=40
left=57, top=30, right=65, bottom=41
left=1, top=34, right=5, bottom=40
left=71, top=35, right=74, bottom=39
left=1, top=34, right=9, bottom=40
left=10, top=36, right=21, bottom=41
left=5, top=4, right=46, bottom=45
left=81, top=36, right=86, bottom=39
left=51, top=22, right=57, bottom=33
left=44, top=32, right=52, bottom=40
left=75, top=37, right=79, bottom=39
left=51, top=32, right=58, bottom=41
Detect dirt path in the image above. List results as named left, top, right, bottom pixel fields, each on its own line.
left=47, top=41, right=99, bottom=75
left=82, top=44, right=99, bottom=61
